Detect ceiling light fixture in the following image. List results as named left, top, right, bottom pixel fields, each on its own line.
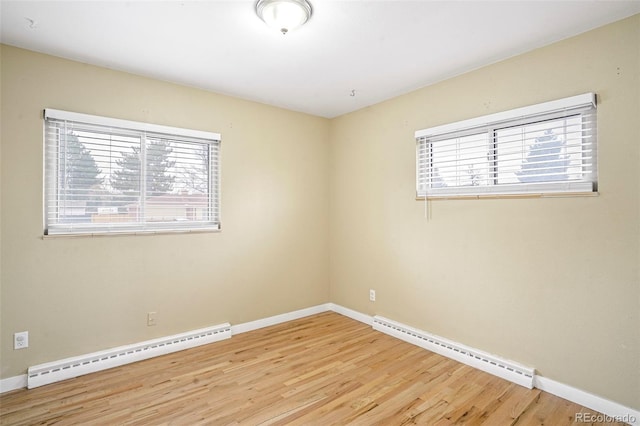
left=256, top=0, right=312, bottom=35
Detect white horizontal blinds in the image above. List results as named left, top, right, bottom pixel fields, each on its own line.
left=142, top=133, right=216, bottom=226
left=210, top=141, right=220, bottom=225
left=430, top=131, right=493, bottom=188
left=495, top=111, right=596, bottom=185
left=416, top=136, right=430, bottom=196
left=44, top=110, right=220, bottom=235
left=415, top=93, right=597, bottom=198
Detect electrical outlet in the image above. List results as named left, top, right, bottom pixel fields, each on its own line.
left=369, top=289, right=376, bottom=302
left=147, top=312, right=157, bottom=326
left=14, top=331, right=29, bottom=350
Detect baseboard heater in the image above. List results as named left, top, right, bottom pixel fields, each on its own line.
left=373, top=316, right=535, bottom=389
left=27, top=323, right=231, bottom=389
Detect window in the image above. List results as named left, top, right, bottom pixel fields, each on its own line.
left=415, top=93, right=597, bottom=198
left=44, top=109, right=220, bottom=236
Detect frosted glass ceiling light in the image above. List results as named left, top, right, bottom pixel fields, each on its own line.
left=256, top=0, right=312, bottom=35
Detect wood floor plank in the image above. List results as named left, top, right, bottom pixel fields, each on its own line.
left=0, top=312, right=626, bottom=425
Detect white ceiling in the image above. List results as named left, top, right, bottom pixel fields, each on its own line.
left=1, top=1, right=639, bottom=118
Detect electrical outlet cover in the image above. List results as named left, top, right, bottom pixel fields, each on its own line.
left=147, top=312, right=157, bottom=326
left=14, top=331, right=29, bottom=349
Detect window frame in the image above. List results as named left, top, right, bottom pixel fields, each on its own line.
left=415, top=93, right=597, bottom=199
left=43, top=109, right=221, bottom=237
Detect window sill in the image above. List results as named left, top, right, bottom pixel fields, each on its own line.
left=43, top=227, right=221, bottom=239
left=416, top=191, right=599, bottom=201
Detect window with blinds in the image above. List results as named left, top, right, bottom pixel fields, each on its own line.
left=44, top=109, right=220, bottom=236
left=415, top=93, right=597, bottom=198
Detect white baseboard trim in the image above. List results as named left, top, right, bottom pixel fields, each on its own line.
left=230, top=303, right=332, bottom=335
left=327, top=303, right=373, bottom=325
left=0, top=374, right=27, bottom=393
left=534, top=376, right=639, bottom=426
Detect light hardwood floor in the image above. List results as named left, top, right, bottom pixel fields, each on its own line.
left=0, top=312, right=625, bottom=425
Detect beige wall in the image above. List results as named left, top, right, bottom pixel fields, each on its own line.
left=0, top=45, right=330, bottom=378
left=1, top=14, right=639, bottom=411
left=329, top=14, right=639, bottom=409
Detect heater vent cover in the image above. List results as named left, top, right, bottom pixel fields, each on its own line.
left=373, top=316, right=534, bottom=388
left=28, top=323, right=231, bottom=389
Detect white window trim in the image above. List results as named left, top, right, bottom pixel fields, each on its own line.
left=43, top=109, right=221, bottom=237
left=44, top=109, right=220, bottom=141
left=414, top=93, right=597, bottom=199
left=415, top=93, right=595, bottom=140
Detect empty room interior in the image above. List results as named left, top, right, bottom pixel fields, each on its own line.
left=1, top=1, right=639, bottom=424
